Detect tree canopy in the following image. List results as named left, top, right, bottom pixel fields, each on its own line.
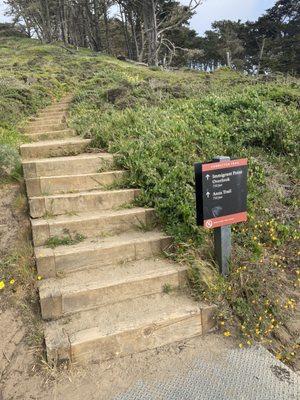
left=3, top=0, right=300, bottom=74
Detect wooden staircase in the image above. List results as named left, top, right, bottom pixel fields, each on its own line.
left=20, top=96, right=215, bottom=364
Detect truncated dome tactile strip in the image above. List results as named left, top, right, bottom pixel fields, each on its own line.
left=114, top=345, right=300, bottom=400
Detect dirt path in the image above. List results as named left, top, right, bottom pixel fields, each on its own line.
left=1, top=308, right=299, bottom=400
left=0, top=308, right=235, bottom=400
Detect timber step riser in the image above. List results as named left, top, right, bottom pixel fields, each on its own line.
left=40, top=269, right=186, bottom=320
left=35, top=236, right=172, bottom=278
left=22, top=154, right=114, bottom=179
left=23, top=124, right=67, bottom=134
left=46, top=310, right=207, bottom=364
left=20, top=139, right=91, bottom=160
left=30, top=114, right=66, bottom=120
left=24, top=130, right=76, bottom=143
left=29, top=119, right=66, bottom=125
left=35, top=112, right=68, bottom=119
left=29, top=189, right=140, bottom=218
left=25, top=170, right=127, bottom=197
left=31, top=208, right=156, bottom=247
left=37, top=112, right=68, bottom=118
left=40, top=105, right=70, bottom=112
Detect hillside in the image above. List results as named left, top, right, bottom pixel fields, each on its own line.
left=0, top=36, right=299, bottom=370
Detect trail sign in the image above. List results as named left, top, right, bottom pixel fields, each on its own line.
left=195, top=158, right=248, bottom=229
left=194, top=157, right=248, bottom=276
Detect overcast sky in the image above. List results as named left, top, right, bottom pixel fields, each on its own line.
left=0, top=0, right=277, bottom=35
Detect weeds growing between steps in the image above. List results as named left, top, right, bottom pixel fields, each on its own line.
left=45, top=232, right=86, bottom=249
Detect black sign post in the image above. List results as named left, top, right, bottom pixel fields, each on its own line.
left=212, top=156, right=231, bottom=276
left=195, top=156, right=248, bottom=276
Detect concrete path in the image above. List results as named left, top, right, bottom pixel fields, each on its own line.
left=114, top=345, right=300, bottom=400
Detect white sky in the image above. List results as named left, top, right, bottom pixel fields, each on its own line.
left=0, top=0, right=277, bottom=35
left=181, top=0, right=276, bottom=34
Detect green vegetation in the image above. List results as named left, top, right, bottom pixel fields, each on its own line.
left=69, top=57, right=299, bottom=364
left=162, top=283, right=174, bottom=294
left=45, top=232, right=86, bottom=249
left=0, top=35, right=299, bottom=366
left=5, top=1, right=299, bottom=74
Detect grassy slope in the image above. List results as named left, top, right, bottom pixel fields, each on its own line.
left=69, top=59, right=300, bottom=365
left=0, top=36, right=299, bottom=366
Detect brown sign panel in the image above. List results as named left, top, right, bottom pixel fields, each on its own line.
left=195, top=159, right=248, bottom=229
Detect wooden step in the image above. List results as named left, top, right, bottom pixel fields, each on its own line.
left=38, top=111, right=68, bottom=118
left=41, top=104, right=70, bottom=112
left=35, top=231, right=172, bottom=278
left=45, top=293, right=215, bottom=364
left=29, top=116, right=66, bottom=123
left=31, top=208, right=155, bottom=246
left=26, top=170, right=127, bottom=196
left=39, top=259, right=186, bottom=319
left=29, top=188, right=140, bottom=218
left=23, top=123, right=67, bottom=134
left=24, top=129, right=76, bottom=143
left=22, top=153, right=114, bottom=179
left=20, top=138, right=91, bottom=159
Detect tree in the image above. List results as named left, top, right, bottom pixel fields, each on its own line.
left=4, top=0, right=299, bottom=74
left=210, top=20, right=245, bottom=69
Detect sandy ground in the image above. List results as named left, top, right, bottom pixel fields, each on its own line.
left=0, top=307, right=237, bottom=400
left=0, top=183, right=30, bottom=256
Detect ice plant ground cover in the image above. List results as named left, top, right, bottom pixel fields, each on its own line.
left=0, top=35, right=299, bottom=369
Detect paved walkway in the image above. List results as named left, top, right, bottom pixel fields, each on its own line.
left=114, top=345, right=299, bottom=400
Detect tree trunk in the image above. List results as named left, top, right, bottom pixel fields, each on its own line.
left=127, top=10, right=139, bottom=61
left=142, top=0, right=158, bottom=66
left=120, top=4, right=131, bottom=58
left=103, top=1, right=111, bottom=53
left=257, top=37, right=266, bottom=76
left=139, top=25, right=146, bottom=62
left=59, top=0, right=67, bottom=43
left=93, top=0, right=102, bottom=51
left=226, top=51, right=232, bottom=68
left=40, top=0, right=52, bottom=42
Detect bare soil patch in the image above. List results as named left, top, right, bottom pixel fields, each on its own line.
left=0, top=183, right=30, bottom=258
left=0, top=321, right=235, bottom=400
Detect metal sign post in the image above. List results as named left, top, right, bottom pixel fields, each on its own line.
left=213, top=156, right=231, bottom=276
left=195, top=156, right=248, bottom=276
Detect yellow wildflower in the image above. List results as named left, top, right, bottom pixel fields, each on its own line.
left=9, top=278, right=15, bottom=285
left=224, top=331, right=231, bottom=337
left=0, top=281, right=5, bottom=290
